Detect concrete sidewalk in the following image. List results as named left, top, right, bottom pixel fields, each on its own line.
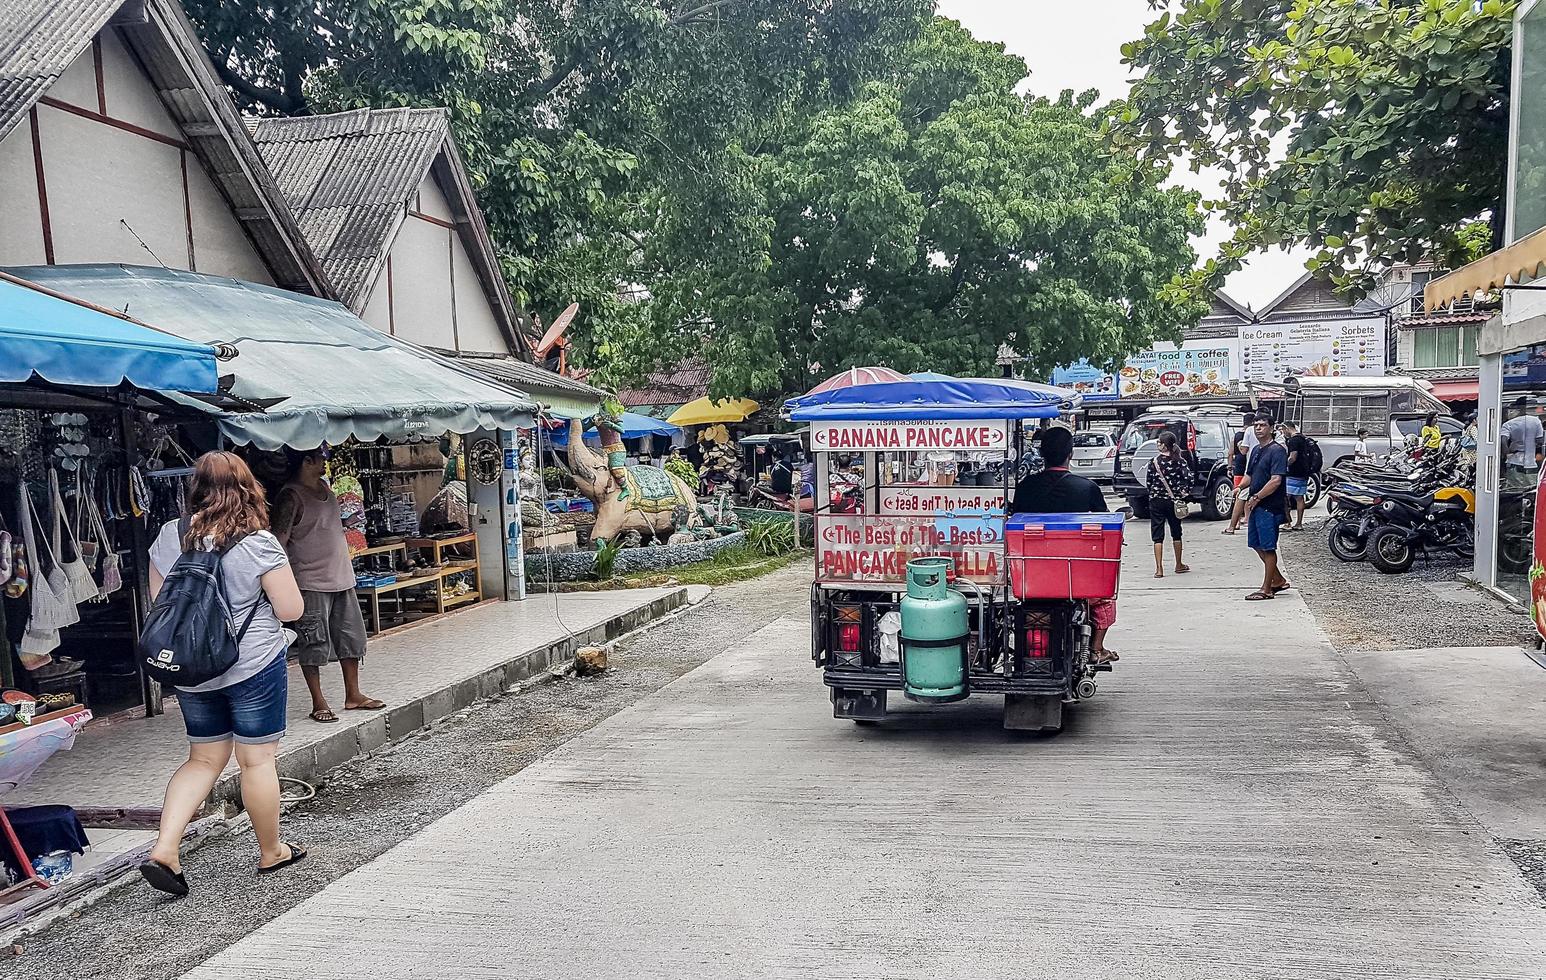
left=179, top=524, right=1546, bottom=979
left=12, top=587, right=690, bottom=814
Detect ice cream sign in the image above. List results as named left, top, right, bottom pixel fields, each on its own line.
left=810, top=420, right=1010, bottom=453
left=1238, top=317, right=1387, bottom=382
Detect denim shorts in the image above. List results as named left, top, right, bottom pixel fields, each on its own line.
left=178, top=652, right=288, bottom=745
left=1285, top=476, right=1308, bottom=497
left=1247, top=507, right=1282, bottom=552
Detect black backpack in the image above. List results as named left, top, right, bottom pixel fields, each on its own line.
left=137, top=519, right=264, bottom=687
left=1303, top=436, right=1324, bottom=473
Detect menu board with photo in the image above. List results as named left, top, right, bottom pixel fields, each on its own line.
left=1050, top=360, right=1118, bottom=402
left=1115, top=346, right=1232, bottom=400
left=1237, top=317, right=1386, bottom=383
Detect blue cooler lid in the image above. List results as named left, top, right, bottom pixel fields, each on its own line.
left=1007, top=511, right=1126, bottom=532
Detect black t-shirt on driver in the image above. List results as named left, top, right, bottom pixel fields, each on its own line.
left=1285, top=433, right=1311, bottom=478
left=1011, top=468, right=1108, bottom=514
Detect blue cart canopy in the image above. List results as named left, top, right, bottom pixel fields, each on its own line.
left=546, top=412, right=680, bottom=447
left=785, top=377, right=1080, bottom=421
left=0, top=273, right=218, bottom=393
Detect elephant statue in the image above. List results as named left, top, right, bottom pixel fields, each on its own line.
left=565, top=418, right=701, bottom=544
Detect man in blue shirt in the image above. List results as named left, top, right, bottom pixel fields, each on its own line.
left=1243, top=414, right=1290, bottom=600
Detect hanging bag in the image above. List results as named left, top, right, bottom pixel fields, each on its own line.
left=74, top=467, right=98, bottom=568
left=18, top=481, right=76, bottom=631
left=54, top=470, right=101, bottom=605
left=0, top=509, right=11, bottom=587
left=1149, top=455, right=1192, bottom=520
left=87, top=486, right=121, bottom=597
left=136, top=517, right=264, bottom=688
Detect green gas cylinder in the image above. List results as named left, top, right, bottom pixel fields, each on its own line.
left=900, top=557, right=970, bottom=703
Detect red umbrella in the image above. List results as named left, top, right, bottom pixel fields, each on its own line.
left=806, top=366, right=908, bottom=395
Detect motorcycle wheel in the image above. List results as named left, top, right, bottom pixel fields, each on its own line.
left=1367, top=525, right=1416, bottom=574
left=1499, top=532, right=1534, bottom=573
left=1326, top=518, right=1367, bottom=563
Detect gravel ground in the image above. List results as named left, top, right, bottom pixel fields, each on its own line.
left=1280, top=509, right=1536, bottom=653
left=9, top=564, right=812, bottom=980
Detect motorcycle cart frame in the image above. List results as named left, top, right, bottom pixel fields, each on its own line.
left=784, top=378, right=1115, bottom=733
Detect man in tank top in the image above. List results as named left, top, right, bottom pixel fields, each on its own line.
left=272, top=448, right=384, bottom=723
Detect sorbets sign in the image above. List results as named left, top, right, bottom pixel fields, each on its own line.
left=810, top=420, right=1009, bottom=453
left=816, top=515, right=1005, bottom=584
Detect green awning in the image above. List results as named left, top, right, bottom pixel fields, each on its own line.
left=8, top=265, right=537, bottom=450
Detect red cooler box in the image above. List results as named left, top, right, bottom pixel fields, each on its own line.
left=1006, top=512, right=1125, bottom=600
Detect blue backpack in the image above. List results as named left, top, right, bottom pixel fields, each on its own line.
left=137, top=519, right=264, bottom=687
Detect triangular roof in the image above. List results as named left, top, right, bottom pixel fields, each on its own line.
left=1256, top=272, right=1354, bottom=320
left=1207, top=289, right=1254, bottom=321
left=249, top=108, right=527, bottom=356
left=0, top=0, right=329, bottom=295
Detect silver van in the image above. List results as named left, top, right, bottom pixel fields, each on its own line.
left=1264, top=376, right=1458, bottom=466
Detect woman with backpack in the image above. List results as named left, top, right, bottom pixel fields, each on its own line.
left=139, top=451, right=306, bottom=897
left=1145, top=431, right=1193, bottom=577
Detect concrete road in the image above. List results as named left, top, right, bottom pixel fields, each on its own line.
left=182, top=526, right=1546, bottom=979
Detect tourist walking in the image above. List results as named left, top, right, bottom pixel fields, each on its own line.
left=140, top=452, right=307, bottom=896
left=1242, top=415, right=1291, bottom=601
left=1281, top=419, right=1311, bottom=531
left=1145, top=431, right=1192, bottom=577
left=271, top=448, right=384, bottom=723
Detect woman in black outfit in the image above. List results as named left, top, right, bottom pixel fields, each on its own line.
left=1146, top=431, right=1193, bottom=578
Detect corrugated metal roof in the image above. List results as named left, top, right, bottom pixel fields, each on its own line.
left=0, top=0, right=122, bottom=142
left=617, top=358, right=714, bottom=408
left=0, top=0, right=330, bottom=297
left=248, top=108, right=449, bottom=307
left=445, top=353, right=605, bottom=420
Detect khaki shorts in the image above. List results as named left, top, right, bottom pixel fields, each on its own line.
left=292, top=588, right=367, bottom=668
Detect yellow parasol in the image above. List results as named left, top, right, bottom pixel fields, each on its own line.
left=667, top=396, right=760, bottom=426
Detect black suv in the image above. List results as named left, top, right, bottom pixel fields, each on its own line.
left=1113, top=407, right=1243, bottom=520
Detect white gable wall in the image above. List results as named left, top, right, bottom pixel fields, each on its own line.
left=0, top=30, right=272, bottom=282
left=389, top=214, right=457, bottom=349
left=350, top=170, right=514, bottom=355
left=451, top=233, right=505, bottom=353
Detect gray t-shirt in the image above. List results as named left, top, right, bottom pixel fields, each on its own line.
left=1500, top=414, right=1543, bottom=467
left=149, top=522, right=290, bottom=693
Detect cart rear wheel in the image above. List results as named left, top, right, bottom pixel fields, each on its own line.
left=1003, top=694, right=1063, bottom=734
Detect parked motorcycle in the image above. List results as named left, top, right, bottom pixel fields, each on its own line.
left=1321, top=443, right=1470, bottom=565
left=1365, top=484, right=1475, bottom=574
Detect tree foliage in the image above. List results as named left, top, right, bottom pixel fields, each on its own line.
left=1115, top=0, right=1516, bottom=297
left=598, top=19, right=1208, bottom=395
left=187, top=4, right=1203, bottom=395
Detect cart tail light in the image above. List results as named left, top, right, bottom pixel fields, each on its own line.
left=1104, top=446, right=1116, bottom=459
left=838, top=624, right=861, bottom=653
left=1024, top=627, right=1052, bottom=659
left=1187, top=426, right=1197, bottom=453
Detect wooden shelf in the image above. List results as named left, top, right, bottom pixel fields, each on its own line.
left=357, top=572, right=442, bottom=595
left=353, top=541, right=408, bottom=558
left=441, top=591, right=481, bottom=609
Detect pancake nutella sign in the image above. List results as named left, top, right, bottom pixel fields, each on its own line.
left=810, top=420, right=1009, bottom=453
left=817, top=515, right=1005, bottom=584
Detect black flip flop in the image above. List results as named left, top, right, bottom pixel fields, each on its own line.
left=140, top=858, right=189, bottom=897
left=258, top=842, right=308, bottom=875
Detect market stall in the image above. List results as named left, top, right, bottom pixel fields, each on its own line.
left=9, top=265, right=541, bottom=634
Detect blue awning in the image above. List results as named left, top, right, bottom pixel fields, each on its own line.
left=7, top=265, right=537, bottom=450
left=785, top=378, right=1080, bottom=421
left=0, top=272, right=218, bottom=393
left=547, top=412, right=680, bottom=447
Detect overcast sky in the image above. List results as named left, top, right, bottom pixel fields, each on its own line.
left=935, top=0, right=1310, bottom=311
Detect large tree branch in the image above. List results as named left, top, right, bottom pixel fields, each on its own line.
left=528, top=1, right=747, bottom=103
left=213, top=58, right=305, bottom=114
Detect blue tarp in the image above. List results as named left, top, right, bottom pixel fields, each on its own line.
left=908, top=371, right=956, bottom=381
left=785, top=378, right=1080, bottom=421
left=0, top=274, right=218, bottom=393
left=547, top=412, right=680, bottom=446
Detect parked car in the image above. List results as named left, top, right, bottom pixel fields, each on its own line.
left=1114, top=406, right=1244, bottom=520
left=1069, top=430, right=1116, bottom=483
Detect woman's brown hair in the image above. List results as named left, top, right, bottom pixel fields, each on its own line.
left=182, top=451, right=269, bottom=550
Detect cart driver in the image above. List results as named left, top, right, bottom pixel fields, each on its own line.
left=1010, top=426, right=1119, bottom=664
